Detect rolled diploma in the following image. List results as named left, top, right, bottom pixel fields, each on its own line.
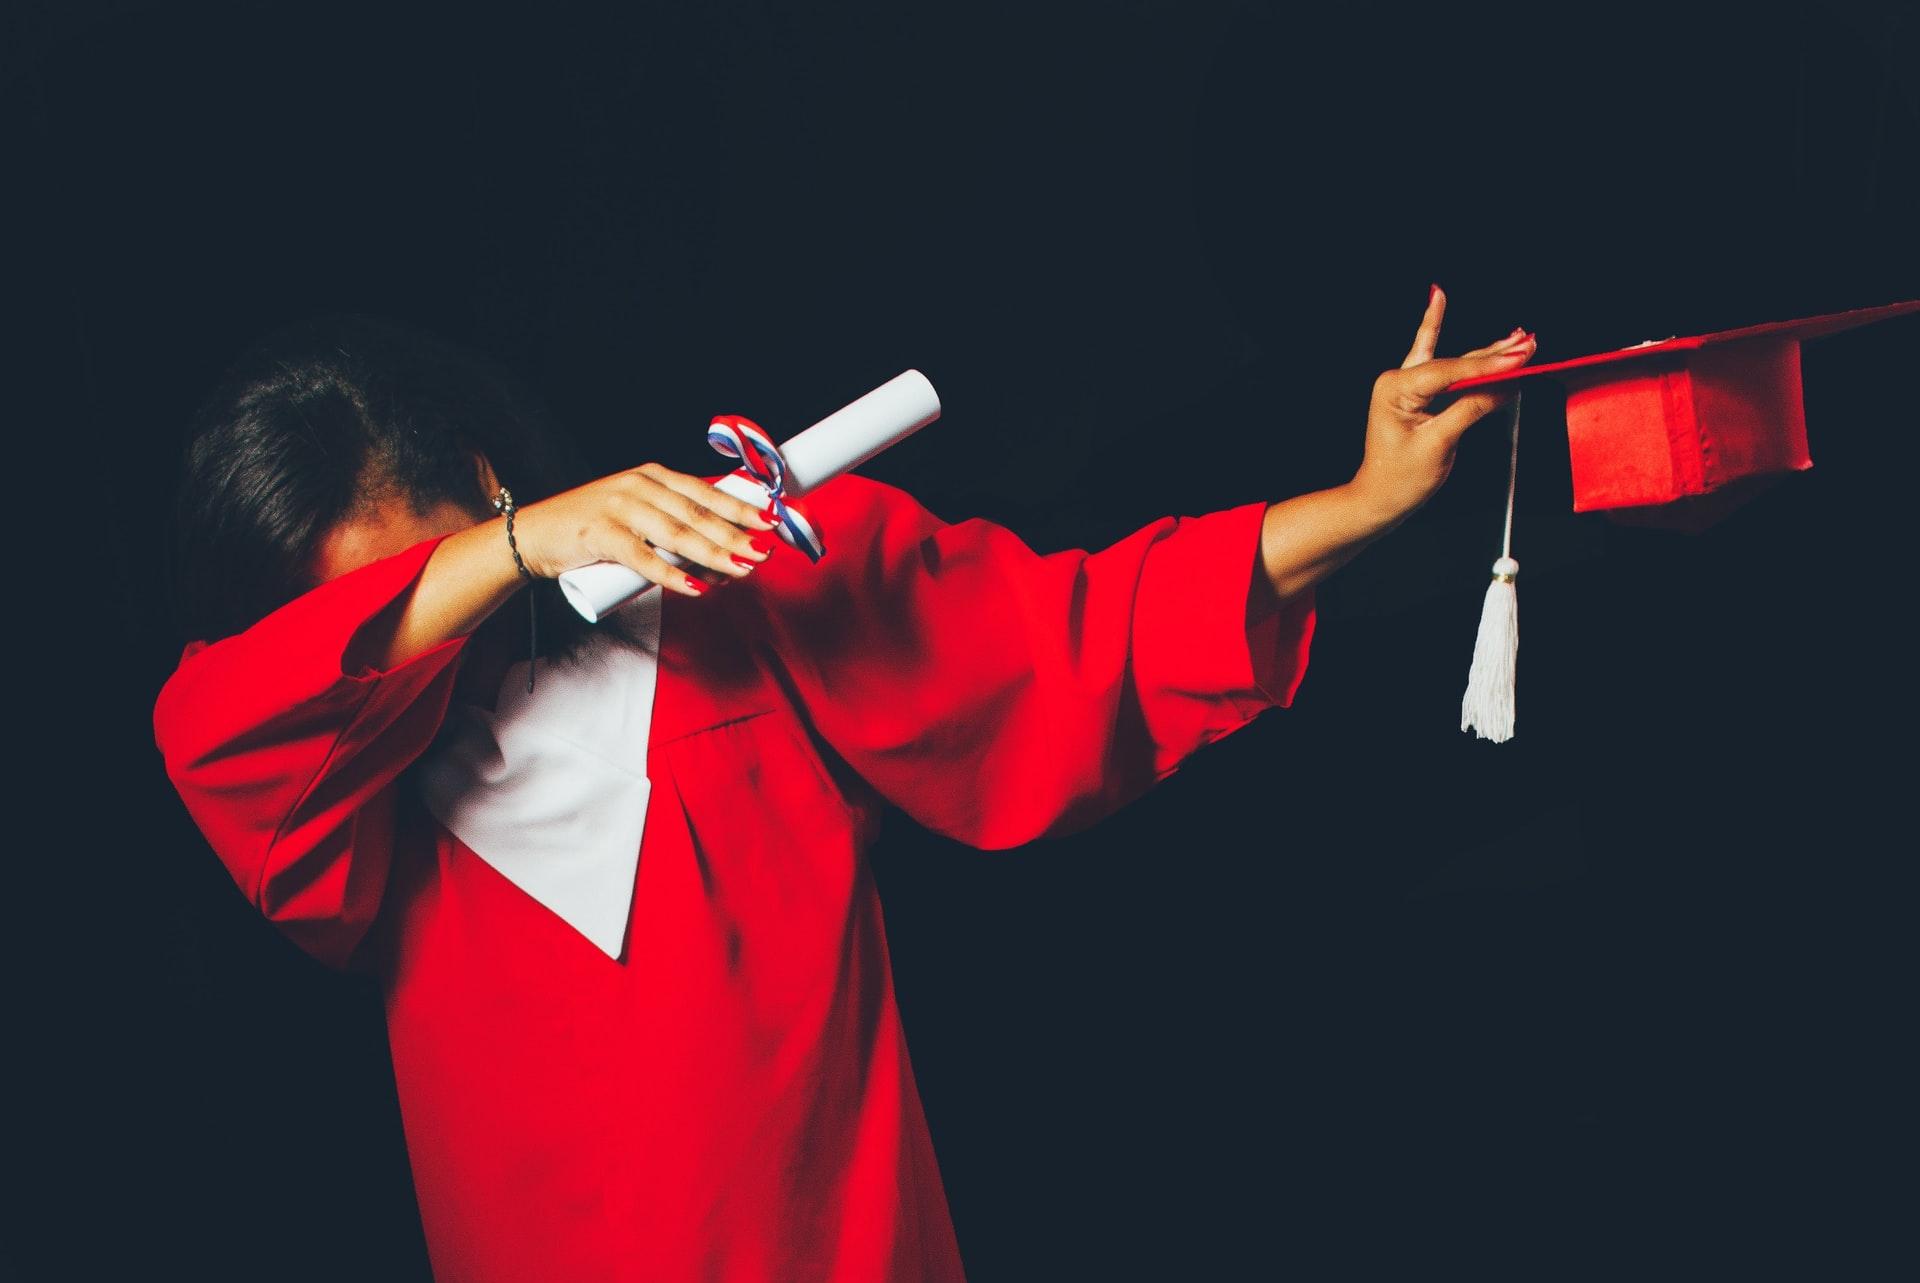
left=557, top=369, right=942, bottom=622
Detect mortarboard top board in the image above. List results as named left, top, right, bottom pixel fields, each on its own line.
left=1445, top=299, right=1920, bottom=521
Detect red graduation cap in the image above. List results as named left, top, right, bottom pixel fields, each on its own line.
left=1451, top=297, right=1918, bottom=744
left=1447, top=299, right=1920, bottom=516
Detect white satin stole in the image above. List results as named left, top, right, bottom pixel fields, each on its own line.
left=411, top=589, right=663, bottom=960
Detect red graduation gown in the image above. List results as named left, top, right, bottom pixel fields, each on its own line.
left=151, top=472, right=1316, bottom=1282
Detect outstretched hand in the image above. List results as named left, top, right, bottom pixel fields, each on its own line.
left=1349, top=285, right=1536, bottom=526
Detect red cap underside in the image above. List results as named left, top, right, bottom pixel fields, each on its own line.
left=1565, top=338, right=1812, bottom=512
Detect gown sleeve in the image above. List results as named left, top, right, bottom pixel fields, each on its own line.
left=757, top=473, right=1317, bottom=850
left=152, top=532, right=469, bottom=970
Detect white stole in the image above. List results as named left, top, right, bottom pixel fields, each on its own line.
left=412, top=589, right=663, bottom=960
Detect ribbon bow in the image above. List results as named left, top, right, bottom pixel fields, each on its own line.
left=706, top=415, right=826, bottom=562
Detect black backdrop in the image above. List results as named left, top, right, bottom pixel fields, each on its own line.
left=14, top=1, right=1919, bottom=1277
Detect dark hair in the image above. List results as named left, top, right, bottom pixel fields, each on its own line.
left=166, top=313, right=598, bottom=660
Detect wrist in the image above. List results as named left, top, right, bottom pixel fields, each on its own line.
left=490, top=487, right=545, bottom=581
left=445, top=516, right=535, bottom=604
left=495, top=495, right=563, bottom=581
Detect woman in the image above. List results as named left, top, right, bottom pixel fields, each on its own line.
left=154, top=294, right=1533, bottom=1281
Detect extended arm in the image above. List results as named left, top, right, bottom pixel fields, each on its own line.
left=753, top=290, right=1535, bottom=850
left=1248, top=286, right=1541, bottom=620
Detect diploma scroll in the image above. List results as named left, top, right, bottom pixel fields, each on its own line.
left=557, top=369, right=942, bottom=622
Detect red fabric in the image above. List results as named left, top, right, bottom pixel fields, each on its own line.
left=153, top=472, right=1315, bottom=1282
left=1556, top=339, right=1812, bottom=513
left=1441, top=299, right=1918, bottom=516
left=1444, top=298, right=1920, bottom=389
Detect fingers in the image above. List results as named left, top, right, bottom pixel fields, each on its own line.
left=1425, top=387, right=1517, bottom=450
left=1399, top=333, right=1535, bottom=400
left=1423, top=332, right=1533, bottom=446
left=604, top=527, right=726, bottom=597
left=1462, top=327, right=1529, bottom=359
left=638, top=462, right=780, bottom=536
left=620, top=466, right=780, bottom=584
left=1400, top=283, right=1445, bottom=368
left=1401, top=281, right=1532, bottom=367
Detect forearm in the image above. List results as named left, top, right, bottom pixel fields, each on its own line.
left=1246, top=482, right=1401, bottom=622
left=1239, top=290, right=1538, bottom=624
left=344, top=516, right=525, bottom=673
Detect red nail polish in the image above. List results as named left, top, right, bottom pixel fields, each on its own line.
left=1429, top=283, right=1440, bottom=305
left=729, top=553, right=756, bottom=568
left=761, top=503, right=778, bottom=522
left=684, top=575, right=707, bottom=593
left=749, top=536, right=772, bottom=554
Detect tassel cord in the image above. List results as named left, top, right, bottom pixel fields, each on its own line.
left=1500, top=387, right=1520, bottom=563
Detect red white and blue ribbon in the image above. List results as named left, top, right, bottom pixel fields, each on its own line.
left=707, top=414, right=826, bottom=562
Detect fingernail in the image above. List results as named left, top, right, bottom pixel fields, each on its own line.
left=1429, top=283, right=1440, bottom=306
left=749, top=536, right=773, bottom=554
left=729, top=553, right=757, bottom=568
left=684, top=575, right=707, bottom=593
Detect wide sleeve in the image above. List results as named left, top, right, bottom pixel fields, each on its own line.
left=152, top=532, right=469, bottom=970
left=756, top=473, right=1316, bottom=850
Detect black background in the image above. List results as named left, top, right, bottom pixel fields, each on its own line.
left=13, top=1, right=1919, bottom=1277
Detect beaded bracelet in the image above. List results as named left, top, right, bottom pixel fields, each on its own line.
left=492, top=485, right=539, bottom=693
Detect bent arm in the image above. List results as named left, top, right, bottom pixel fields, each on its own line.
left=154, top=534, right=479, bottom=969
left=347, top=512, right=525, bottom=672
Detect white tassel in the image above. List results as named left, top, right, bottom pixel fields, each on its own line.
left=1461, top=390, right=1522, bottom=743
left=1460, top=556, right=1519, bottom=741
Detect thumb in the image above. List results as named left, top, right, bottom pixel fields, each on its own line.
left=1426, top=384, right=1517, bottom=450
left=1405, top=341, right=1533, bottom=447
